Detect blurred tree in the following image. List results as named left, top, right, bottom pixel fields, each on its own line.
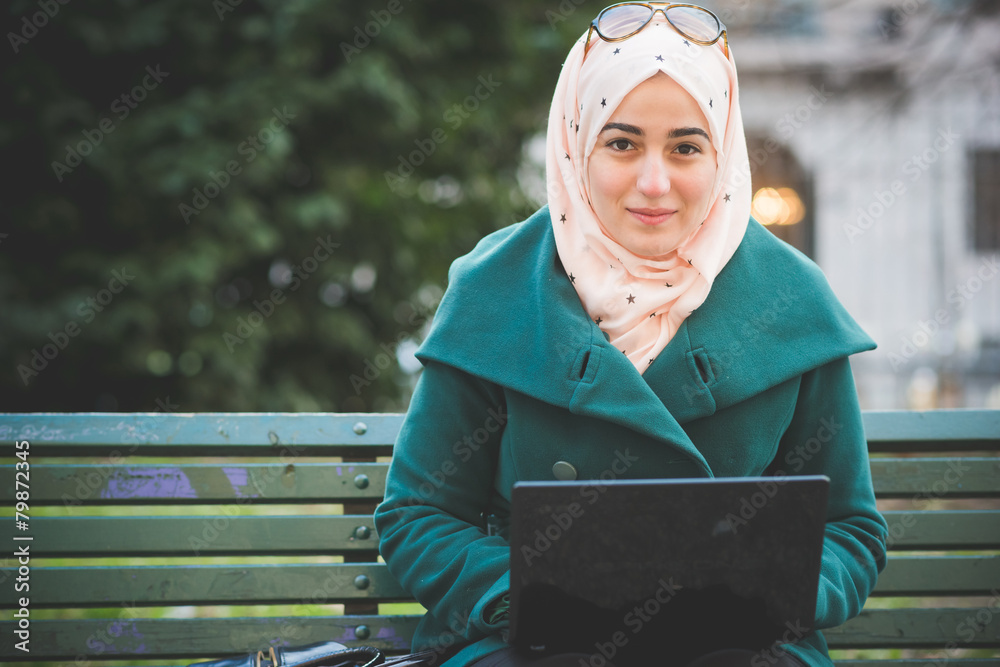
left=1, top=0, right=599, bottom=412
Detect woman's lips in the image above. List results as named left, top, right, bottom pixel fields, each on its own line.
left=627, top=208, right=676, bottom=226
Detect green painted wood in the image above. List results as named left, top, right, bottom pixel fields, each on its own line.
left=0, top=614, right=421, bottom=659
left=6, top=556, right=995, bottom=609
left=6, top=511, right=995, bottom=556
left=1, top=607, right=997, bottom=659
left=869, top=458, right=1000, bottom=497
left=872, top=556, right=1000, bottom=595
left=825, top=608, right=1000, bottom=648
left=0, top=563, right=407, bottom=607
left=1, top=462, right=388, bottom=505
left=0, top=413, right=403, bottom=456
left=3, top=515, right=379, bottom=556
left=882, top=510, right=1000, bottom=550
left=862, top=410, right=1000, bottom=452
left=1, top=409, right=997, bottom=456
left=5, top=457, right=998, bottom=505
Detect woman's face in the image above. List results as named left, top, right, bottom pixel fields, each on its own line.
left=587, top=72, right=718, bottom=258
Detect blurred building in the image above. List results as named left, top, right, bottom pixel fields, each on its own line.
left=721, top=0, right=1000, bottom=409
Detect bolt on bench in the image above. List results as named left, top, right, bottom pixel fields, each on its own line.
left=1, top=410, right=998, bottom=665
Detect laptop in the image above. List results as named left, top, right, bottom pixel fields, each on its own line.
left=508, top=476, right=829, bottom=663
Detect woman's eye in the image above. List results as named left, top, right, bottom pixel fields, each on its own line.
left=676, top=143, right=701, bottom=155
left=609, top=138, right=633, bottom=151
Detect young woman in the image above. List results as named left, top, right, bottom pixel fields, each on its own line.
left=375, top=5, right=887, bottom=666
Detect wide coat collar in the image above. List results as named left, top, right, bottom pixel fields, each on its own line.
left=417, top=207, right=875, bottom=476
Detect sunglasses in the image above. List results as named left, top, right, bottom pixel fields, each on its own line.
left=585, top=3, right=729, bottom=59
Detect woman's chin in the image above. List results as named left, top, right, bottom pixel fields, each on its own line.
left=624, top=238, right=682, bottom=259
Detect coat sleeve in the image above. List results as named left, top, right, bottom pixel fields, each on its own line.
left=374, top=359, right=511, bottom=643
left=775, top=355, right=889, bottom=629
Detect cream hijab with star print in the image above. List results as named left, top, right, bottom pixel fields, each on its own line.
left=547, top=20, right=752, bottom=374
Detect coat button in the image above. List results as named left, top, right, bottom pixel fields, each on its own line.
left=552, top=461, right=578, bottom=481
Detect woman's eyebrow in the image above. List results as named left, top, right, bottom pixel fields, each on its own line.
left=598, top=123, right=710, bottom=141
left=599, top=122, right=642, bottom=136
left=669, top=127, right=710, bottom=140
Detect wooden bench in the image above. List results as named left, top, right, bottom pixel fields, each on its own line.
left=1, top=410, right=998, bottom=665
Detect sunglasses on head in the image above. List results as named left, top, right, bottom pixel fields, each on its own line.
left=585, top=3, right=729, bottom=59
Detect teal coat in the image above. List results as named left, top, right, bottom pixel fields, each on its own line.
left=374, top=207, right=888, bottom=667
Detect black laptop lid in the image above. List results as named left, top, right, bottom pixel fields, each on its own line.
left=509, top=476, right=828, bottom=660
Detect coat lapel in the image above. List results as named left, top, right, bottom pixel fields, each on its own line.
left=416, top=206, right=875, bottom=478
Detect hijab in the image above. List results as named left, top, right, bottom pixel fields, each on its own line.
left=546, top=18, right=752, bottom=374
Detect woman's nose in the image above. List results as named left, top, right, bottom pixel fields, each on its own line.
left=636, top=155, right=671, bottom=198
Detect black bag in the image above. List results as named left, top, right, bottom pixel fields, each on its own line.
left=188, top=640, right=438, bottom=667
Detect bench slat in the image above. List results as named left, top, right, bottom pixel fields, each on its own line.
left=871, top=555, right=1000, bottom=595
left=826, top=608, right=1000, bottom=648
left=0, top=563, right=408, bottom=607
left=8, top=516, right=379, bottom=556
left=1, top=607, right=997, bottom=659
left=882, top=510, right=1000, bottom=549
left=3, top=556, right=994, bottom=609
left=2, top=462, right=387, bottom=505
left=5, top=458, right=997, bottom=505
left=8, top=511, right=996, bottom=556
left=869, top=458, right=1000, bottom=497
left=0, top=614, right=419, bottom=659
left=3, top=410, right=996, bottom=455
left=0, top=413, right=403, bottom=456
left=862, top=410, right=1000, bottom=451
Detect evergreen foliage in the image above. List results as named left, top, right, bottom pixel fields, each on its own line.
left=2, top=0, right=591, bottom=411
